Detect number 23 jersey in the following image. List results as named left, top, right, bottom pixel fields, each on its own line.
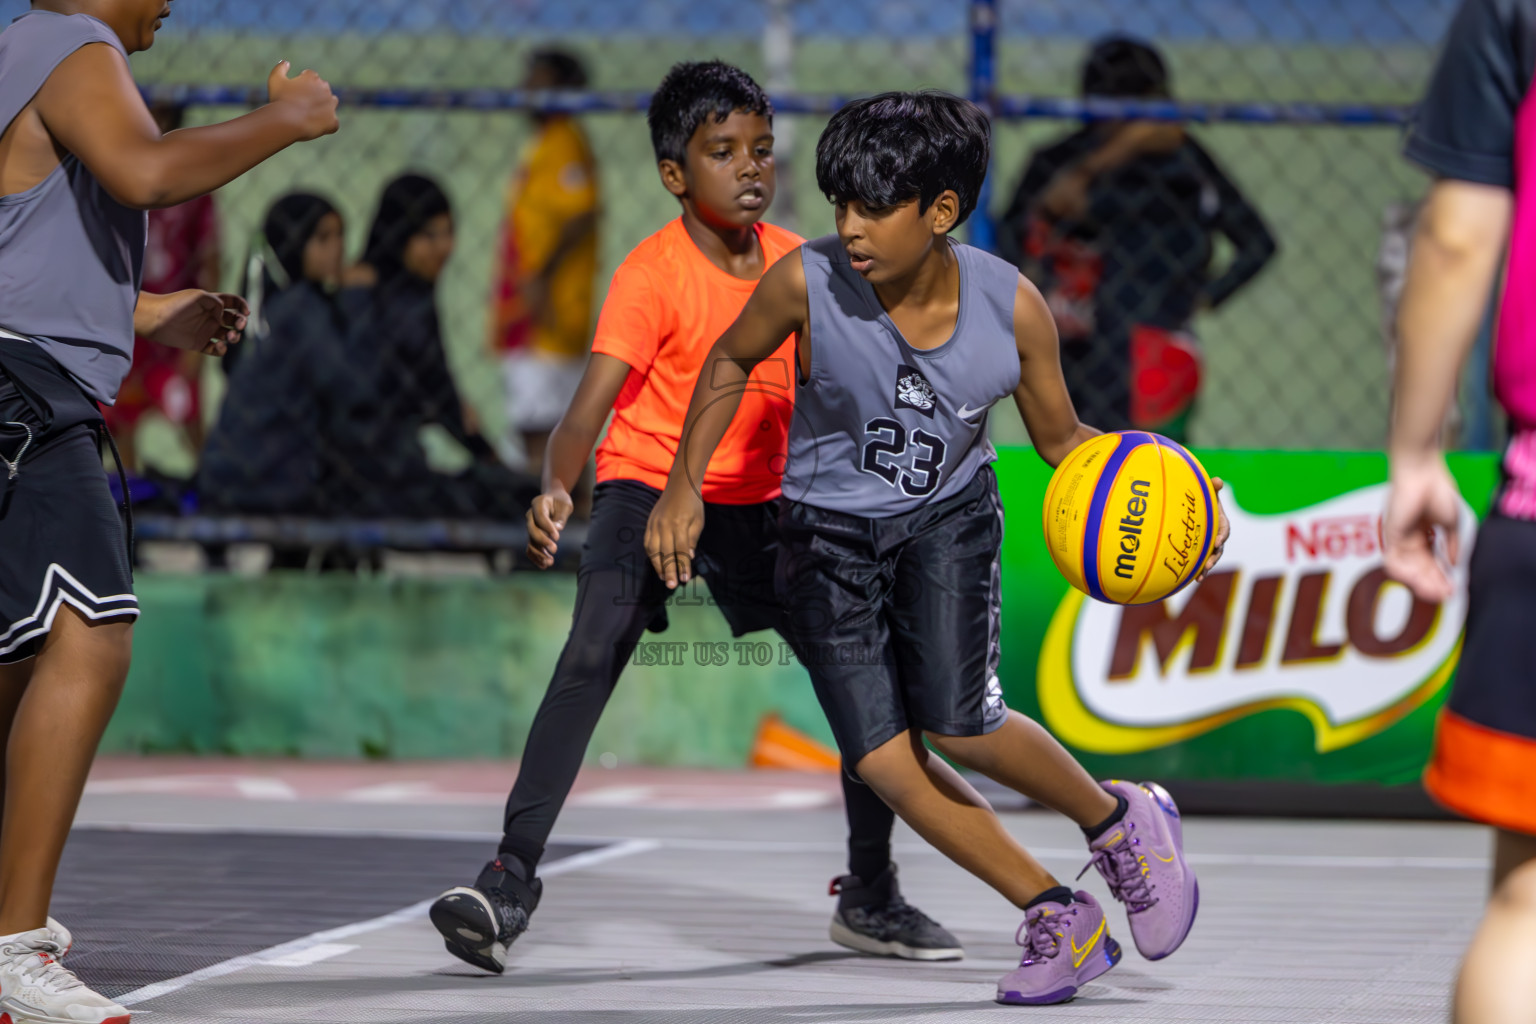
left=780, top=233, right=1023, bottom=517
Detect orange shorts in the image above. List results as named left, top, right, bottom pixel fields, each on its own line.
left=1423, top=514, right=1536, bottom=835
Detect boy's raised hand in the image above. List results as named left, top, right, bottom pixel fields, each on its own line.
left=526, top=488, right=574, bottom=570
left=267, top=61, right=339, bottom=141
left=645, top=485, right=705, bottom=589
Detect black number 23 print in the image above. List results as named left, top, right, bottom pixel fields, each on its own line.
left=860, top=417, right=947, bottom=497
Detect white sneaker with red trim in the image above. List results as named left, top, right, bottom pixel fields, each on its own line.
left=0, top=928, right=127, bottom=1023
left=41, top=922, right=69, bottom=960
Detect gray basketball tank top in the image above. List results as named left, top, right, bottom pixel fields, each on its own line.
left=0, top=12, right=146, bottom=405
left=781, top=234, right=1022, bottom=517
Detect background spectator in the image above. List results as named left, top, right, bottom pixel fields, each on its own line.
left=998, top=37, right=1277, bottom=441
left=333, top=173, right=536, bottom=520
left=198, top=193, right=348, bottom=519
left=487, top=48, right=599, bottom=509
left=104, top=101, right=222, bottom=472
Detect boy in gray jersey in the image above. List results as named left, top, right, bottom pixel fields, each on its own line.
left=0, top=3, right=337, bottom=1021
left=648, top=92, right=1230, bottom=1005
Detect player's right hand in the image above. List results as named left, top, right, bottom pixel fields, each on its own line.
left=268, top=61, right=340, bottom=141
left=526, top=488, right=574, bottom=570
left=645, top=485, right=705, bottom=590
left=1383, top=453, right=1462, bottom=602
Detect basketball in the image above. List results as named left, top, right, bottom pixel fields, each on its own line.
left=1042, top=431, right=1216, bottom=605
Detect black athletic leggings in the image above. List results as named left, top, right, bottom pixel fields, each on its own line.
left=499, top=480, right=895, bottom=881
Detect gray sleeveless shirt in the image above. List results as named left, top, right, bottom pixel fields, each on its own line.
left=0, top=11, right=146, bottom=404
left=780, top=234, right=1022, bottom=517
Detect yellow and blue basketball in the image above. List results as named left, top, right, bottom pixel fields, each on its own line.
left=1041, top=431, right=1216, bottom=605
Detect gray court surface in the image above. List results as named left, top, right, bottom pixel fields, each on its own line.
left=70, top=789, right=1487, bottom=1023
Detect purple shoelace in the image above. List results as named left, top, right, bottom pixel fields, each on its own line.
left=1081, top=821, right=1159, bottom=913
left=1014, top=904, right=1074, bottom=965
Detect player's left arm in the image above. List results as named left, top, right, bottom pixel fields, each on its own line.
left=1010, top=273, right=1098, bottom=468
left=1011, top=275, right=1230, bottom=575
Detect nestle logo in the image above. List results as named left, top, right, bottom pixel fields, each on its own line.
left=1285, top=514, right=1380, bottom=562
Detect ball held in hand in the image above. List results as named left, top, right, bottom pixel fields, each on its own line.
left=1042, top=431, right=1216, bottom=605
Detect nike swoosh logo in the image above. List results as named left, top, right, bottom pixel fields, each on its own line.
left=1071, top=918, right=1107, bottom=967
left=955, top=403, right=986, bottom=420
left=1151, top=849, right=1178, bottom=863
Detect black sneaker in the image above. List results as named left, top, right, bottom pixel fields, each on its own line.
left=829, top=863, right=964, bottom=961
left=430, top=857, right=543, bottom=973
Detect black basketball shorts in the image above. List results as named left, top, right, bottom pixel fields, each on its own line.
left=580, top=478, right=789, bottom=641
left=0, top=364, right=136, bottom=664
left=1425, top=512, right=1536, bottom=833
left=775, top=465, right=1009, bottom=764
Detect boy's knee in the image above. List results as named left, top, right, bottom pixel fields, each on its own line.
left=854, top=732, right=926, bottom=803
left=1495, top=859, right=1536, bottom=914
left=922, top=730, right=984, bottom=770
left=923, top=731, right=962, bottom=757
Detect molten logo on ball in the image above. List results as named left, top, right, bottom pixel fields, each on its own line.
left=1113, top=481, right=1150, bottom=581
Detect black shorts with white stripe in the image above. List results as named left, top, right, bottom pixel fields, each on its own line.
left=0, top=363, right=136, bottom=664
left=775, top=464, right=1009, bottom=766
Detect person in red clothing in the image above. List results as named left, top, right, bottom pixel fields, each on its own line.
left=428, top=61, right=958, bottom=978
left=102, top=101, right=222, bottom=471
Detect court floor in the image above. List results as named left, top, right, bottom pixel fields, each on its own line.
left=67, top=758, right=1485, bottom=1023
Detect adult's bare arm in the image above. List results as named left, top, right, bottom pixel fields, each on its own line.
left=37, top=50, right=337, bottom=209
left=1384, top=179, right=1512, bottom=600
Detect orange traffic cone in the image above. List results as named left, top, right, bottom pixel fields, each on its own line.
left=748, top=713, right=840, bottom=773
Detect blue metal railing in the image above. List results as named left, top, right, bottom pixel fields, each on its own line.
left=968, top=0, right=999, bottom=252
left=140, top=84, right=1411, bottom=126
left=143, top=60, right=1409, bottom=259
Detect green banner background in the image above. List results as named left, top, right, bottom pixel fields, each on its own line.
left=997, top=448, right=1500, bottom=786
left=106, top=447, right=1498, bottom=778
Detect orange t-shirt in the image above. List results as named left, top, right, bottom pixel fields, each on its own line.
left=593, top=218, right=802, bottom=504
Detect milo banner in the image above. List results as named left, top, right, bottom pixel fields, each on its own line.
left=996, top=448, right=1500, bottom=786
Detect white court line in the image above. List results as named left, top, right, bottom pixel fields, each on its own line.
left=114, top=837, right=658, bottom=1008
left=262, top=942, right=358, bottom=967
left=76, top=821, right=1487, bottom=871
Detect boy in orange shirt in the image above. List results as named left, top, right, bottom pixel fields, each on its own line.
left=431, top=61, right=956, bottom=974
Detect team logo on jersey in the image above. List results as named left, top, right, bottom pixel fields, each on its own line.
left=894, top=364, right=937, bottom=418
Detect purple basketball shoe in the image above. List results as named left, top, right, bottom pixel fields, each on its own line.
left=995, top=891, right=1121, bottom=1005
left=1085, top=780, right=1199, bottom=960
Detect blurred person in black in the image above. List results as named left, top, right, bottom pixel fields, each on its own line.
left=333, top=173, right=536, bottom=520
left=198, top=193, right=348, bottom=522
left=997, top=36, right=1277, bottom=441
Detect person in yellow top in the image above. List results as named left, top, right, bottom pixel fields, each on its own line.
left=488, top=48, right=599, bottom=489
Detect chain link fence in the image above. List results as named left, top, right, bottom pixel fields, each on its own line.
left=985, top=0, right=1458, bottom=451
left=0, top=0, right=1465, bottom=553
